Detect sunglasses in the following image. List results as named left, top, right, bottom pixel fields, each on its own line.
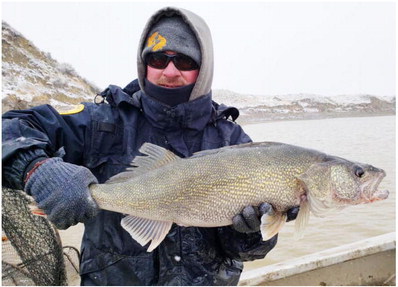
left=145, top=52, right=199, bottom=71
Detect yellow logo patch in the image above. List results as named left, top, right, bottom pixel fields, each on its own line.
left=146, top=32, right=167, bottom=51
left=56, top=104, right=85, bottom=115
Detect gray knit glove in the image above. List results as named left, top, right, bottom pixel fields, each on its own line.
left=24, top=157, right=99, bottom=229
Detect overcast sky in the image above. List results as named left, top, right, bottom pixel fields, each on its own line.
left=2, top=1, right=396, bottom=96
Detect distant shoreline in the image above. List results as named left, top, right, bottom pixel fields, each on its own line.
left=238, top=111, right=395, bottom=126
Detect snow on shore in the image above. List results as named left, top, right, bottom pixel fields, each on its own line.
left=2, top=21, right=395, bottom=123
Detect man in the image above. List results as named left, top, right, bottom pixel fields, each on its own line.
left=2, top=7, right=297, bottom=285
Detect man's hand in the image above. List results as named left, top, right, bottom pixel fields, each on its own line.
left=24, top=157, right=99, bottom=229
left=232, top=203, right=300, bottom=233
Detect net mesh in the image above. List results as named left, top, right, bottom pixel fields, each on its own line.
left=2, top=187, right=80, bottom=286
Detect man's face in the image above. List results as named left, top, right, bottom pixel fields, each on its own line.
left=146, top=51, right=199, bottom=88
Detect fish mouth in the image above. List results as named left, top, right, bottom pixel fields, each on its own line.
left=369, top=189, right=390, bottom=201
left=360, top=170, right=389, bottom=202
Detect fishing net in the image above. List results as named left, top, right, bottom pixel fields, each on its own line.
left=2, top=187, right=80, bottom=286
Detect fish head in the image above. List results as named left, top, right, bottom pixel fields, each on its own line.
left=330, top=160, right=389, bottom=204
left=298, top=157, right=389, bottom=216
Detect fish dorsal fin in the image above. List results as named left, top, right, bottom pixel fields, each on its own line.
left=106, top=143, right=180, bottom=183
left=133, top=143, right=181, bottom=174
left=136, top=143, right=181, bottom=171
left=121, top=215, right=173, bottom=252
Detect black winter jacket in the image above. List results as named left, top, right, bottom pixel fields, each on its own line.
left=2, top=80, right=277, bottom=285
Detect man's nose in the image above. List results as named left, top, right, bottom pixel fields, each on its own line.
left=162, top=61, right=180, bottom=77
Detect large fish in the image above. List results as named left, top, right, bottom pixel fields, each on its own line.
left=88, top=142, right=389, bottom=252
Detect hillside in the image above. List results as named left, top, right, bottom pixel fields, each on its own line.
left=2, top=21, right=395, bottom=124
left=2, top=21, right=99, bottom=112
left=213, top=90, right=395, bottom=124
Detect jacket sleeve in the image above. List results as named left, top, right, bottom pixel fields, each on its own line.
left=215, top=121, right=278, bottom=261
left=2, top=104, right=91, bottom=190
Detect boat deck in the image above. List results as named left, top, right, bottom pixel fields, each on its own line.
left=239, top=232, right=396, bottom=286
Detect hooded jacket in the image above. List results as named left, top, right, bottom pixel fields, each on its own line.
left=2, top=7, right=277, bottom=286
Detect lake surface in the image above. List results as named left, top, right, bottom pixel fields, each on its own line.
left=241, top=115, right=396, bottom=270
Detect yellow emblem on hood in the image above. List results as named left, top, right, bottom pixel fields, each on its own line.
left=147, top=32, right=167, bottom=51
left=56, top=104, right=85, bottom=115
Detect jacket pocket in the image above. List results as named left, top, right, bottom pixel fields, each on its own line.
left=90, top=120, right=124, bottom=156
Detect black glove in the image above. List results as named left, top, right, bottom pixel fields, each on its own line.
left=286, top=206, right=300, bottom=222
left=232, top=203, right=300, bottom=233
left=24, top=157, right=99, bottom=229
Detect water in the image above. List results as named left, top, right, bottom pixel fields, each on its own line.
left=241, top=115, right=396, bottom=270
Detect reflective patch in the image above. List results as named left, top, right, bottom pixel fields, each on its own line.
left=56, top=104, right=85, bottom=115
left=147, top=32, right=167, bottom=51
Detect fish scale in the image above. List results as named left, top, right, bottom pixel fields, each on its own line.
left=88, top=141, right=388, bottom=252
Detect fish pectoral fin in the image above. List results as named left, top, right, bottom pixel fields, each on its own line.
left=260, top=206, right=287, bottom=241
left=294, top=198, right=310, bottom=240
left=121, top=215, right=173, bottom=252
left=309, top=194, right=345, bottom=218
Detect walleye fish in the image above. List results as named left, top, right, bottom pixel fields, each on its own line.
left=87, top=142, right=389, bottom=252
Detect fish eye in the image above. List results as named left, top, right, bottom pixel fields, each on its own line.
left=354, top=166, right=365, bottom=178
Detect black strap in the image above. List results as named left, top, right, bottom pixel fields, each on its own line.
left=217, top=107, right=240, bottom=122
